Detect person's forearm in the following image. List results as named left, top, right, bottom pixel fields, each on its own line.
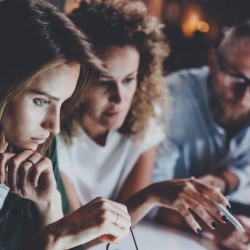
left=21, top=223, right=64, bottom=250
left=124, top=185, right=157, bottom=226
left=33, top=190, right=63, bottom=227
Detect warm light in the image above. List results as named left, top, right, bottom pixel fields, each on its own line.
left=182, top=12, right=200, bottom=37
left=181, top=4, right=208, bottom=38
left=197, top=21, right=209, bottom=33
left=64, top=0, right=82, bottom=14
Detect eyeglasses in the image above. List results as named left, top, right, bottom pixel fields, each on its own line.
left=216, top=53, right=250, bottom=96
left=219, top=70, right=250, bottom=97
left=106, top=227, right=139, bottom=250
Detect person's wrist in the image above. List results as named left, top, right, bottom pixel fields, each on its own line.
left=42, top=222, right=65, bottom=250
left=148, top=183, right=165, bottom=207
left=47, top=216, right=85, bottom=249
left=34, top=190, right=62, bottom=210
left=33, top=190, right=63, bottom=226
left=21, top=223, right=64, bottom=250
left=127, top=184, right=158, bottom=211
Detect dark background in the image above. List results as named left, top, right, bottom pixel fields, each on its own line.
left=50, top=0, right=250, bottom=73
left=160, top=0, right=250, bottom=73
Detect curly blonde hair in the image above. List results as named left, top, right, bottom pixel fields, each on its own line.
left=62, top=0, right=170, bottom=143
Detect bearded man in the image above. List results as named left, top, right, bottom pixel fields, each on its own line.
left=155, top=21, right=250, bottom=250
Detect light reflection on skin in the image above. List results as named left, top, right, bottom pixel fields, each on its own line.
left=81, top=45, right=139, bottom=145
left=2, top=63, right=80, bottom=152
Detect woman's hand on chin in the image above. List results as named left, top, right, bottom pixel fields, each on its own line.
left=0, top=149, right=58, bottom=203
left=0, top=150, right=63, bottom=226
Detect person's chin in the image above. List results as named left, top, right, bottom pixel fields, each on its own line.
left=104, top=117, right=125, bottom=129
left=107, top=121, right=124, bottom=131
left=10, top=143, right=38, bottom=153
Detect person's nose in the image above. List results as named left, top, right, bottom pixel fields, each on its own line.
left=109, top=83, right=123, bottom=103
left=41, top=108, right=60, bottom=135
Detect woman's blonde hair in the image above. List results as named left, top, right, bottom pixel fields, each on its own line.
left=0, top=0, right=104, bottom=154
left=62, top=0, right=170, bottom=143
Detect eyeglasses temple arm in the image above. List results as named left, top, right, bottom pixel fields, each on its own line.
left=130, top=227, right=139, bottom=250
left=105, top=227, right=139, bottom=250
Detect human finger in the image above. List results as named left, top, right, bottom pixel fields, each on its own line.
left=92, top=197, right=129, bottom=214
left=98, top=219, right=130, bottom=244
left=175, top=193, right=220, bottom=232
left=7, top=150, right=33, bottom=193
left=173, top=198, right=202, bottom=234
left=91, top=197, right=131, bottom=222
left=102, top=201, right=131, bottom=233
left=221, top=240, right=249, bottom=250
left=186, top=199, right=220, bottom=230
left=97, top=208, right=131, bottom=230
left=28, top=157, right=52, bottom=187
left=17, top=160, right=34, bottom=196
left=242, top=234, right=250, bottom=245
left=0, top=152, right=15, bottom=184
left=190, top=179, right=230, bottom=207
left=111, top=213, right=131, bottom=244
left=88, top=198, right=130, bottom=243
left=237, top=215, right=250, bottom=233
left=180, top=182, right=228, bottom=225
left=182, top=182, right=226, bottom=223
left=17, top=152, right=47, bottom=195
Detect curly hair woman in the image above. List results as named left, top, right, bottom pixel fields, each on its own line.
left=57, top=0, right=231, bottom=244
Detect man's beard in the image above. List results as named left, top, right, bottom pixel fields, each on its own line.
left=207, top=75, right=250, bottom=135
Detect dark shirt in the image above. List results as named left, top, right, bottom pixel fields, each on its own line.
left=0, top=139, right=83, bottom=250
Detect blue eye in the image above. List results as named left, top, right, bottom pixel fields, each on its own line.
left=34, top=99, right=49, bottom=106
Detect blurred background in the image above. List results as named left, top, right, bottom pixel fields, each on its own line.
left=50, top=0, right=250, bottom=73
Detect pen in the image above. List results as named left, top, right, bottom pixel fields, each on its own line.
left=213, top=201, right=245, bottom=232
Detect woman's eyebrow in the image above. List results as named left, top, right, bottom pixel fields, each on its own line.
left=126, top=70, right=138, bottom=77
left=101, top=70, right=138, bottom=81
left=29, top=89, right=60, bottom=101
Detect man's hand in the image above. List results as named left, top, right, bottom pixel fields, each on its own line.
left=216, top=215, right=250, bottom=250
left=198, top=171, right=239, bottom=195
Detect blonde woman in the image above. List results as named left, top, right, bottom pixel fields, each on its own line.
left=0, top=0, right=130, bottom=249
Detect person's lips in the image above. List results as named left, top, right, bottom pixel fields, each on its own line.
left=30, top=137, right=48, bottom=144
left=105, top=109, right=123, bottom=116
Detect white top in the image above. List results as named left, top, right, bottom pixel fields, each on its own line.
left=56, top=119, right=164, bottom=205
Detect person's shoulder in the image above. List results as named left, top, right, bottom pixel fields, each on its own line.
left=139, top=117, right=164, bottom=152
left=56, top=125, right=85, bottom=149
left=165, top=66, right=209, bottom=91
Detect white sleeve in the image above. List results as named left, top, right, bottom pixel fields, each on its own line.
left=56, top=135, right=74, bottom=183
left=153, top=140, right=180, bottom=183
left=140, top=117, right=165, bottom=153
